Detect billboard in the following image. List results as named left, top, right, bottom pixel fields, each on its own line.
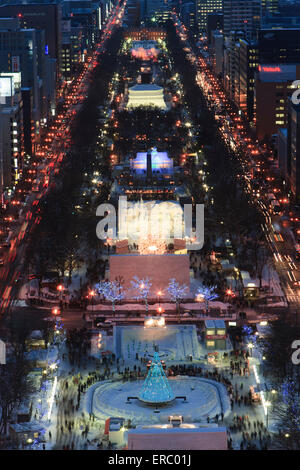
left=0, top=72, right=21, bottom=92
left=12, top=56, right=20, bottom=72
left=0, top=340, right=6, bottom=364
left=0, top=76, right=13, bottom=97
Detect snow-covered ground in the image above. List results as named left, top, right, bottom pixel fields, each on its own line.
left=113, top=325, right=200, bottom=362
left=88, top=376, right=230, bottom=425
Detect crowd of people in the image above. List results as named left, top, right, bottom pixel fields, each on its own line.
left=35, top=323, right=272, bottom=451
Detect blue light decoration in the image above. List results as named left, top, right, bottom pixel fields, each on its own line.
left=242, top=325, right=257, bottom=344
left=31, top=429, right=46, bottom=450
left=195, top=285, right=218, bottom=313
left=242, top=325, right=252, bottom=337
left=130, top=276, right=152, bottom=312
left=138, top=351, right=175, bottom=404
left=96, top=280, right=125, bottom=313
left=45, top=45, right=49, bottom=55
left=131, top=149, right=173, bottom=174
left=282, top=378, right=297, bottom=405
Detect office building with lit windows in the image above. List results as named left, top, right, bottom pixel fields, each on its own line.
left=0, top=18, right=40, bottom=123
left=62, top=0, right=99, bottom=52
left=223, top=0, right=261, bottom=41
left=0, top=3, right=62, bottom=66
left=0, top=73, right=23, bottom=195
left=207, top=11, right=223, bottom=44
left=258, top=28, right=300, bottom=64
left=60, top=19, right=82, bottom=79
left=196, top=0, right=223, bottom=33
left=289, top=101, right=300, bottom=200
left=255, top=64, right=300, bottom=141
left=261, top=0, right=278, bottom=14
left=238, top=39, right=258, bottom=121
left=179, top=2, right=196, bottom=32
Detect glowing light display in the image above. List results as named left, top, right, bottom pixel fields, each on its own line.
left=138, top=352, right=174, bottom=404
left=131, top=149, right=173, bottom=173
left=138, top=235, right=166, bottom=254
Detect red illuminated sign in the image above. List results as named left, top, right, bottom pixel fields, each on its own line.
left=259, top=66, right=282, bottom=72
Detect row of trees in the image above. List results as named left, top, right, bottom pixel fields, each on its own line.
left=256, top=319, right=300, bottom=448
left=165, top=21, right=269, bottom=282
left=25, top=28, right=124, bottom=288
left=94, top=276, right=217, bottom=314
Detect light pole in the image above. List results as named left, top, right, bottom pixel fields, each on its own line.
left=271, top=389, right=277, bottom=410
left=89, top=290, right=96, bottom=312
left=57, top=284, right=63, bottom=307
left=157, top=290, right=162, bottom=306
left=265, top=401, right=271, bottom=429
left=248, top=342, right=254, bottom=358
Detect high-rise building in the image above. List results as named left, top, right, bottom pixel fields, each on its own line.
left=0, top=73, right=23, bottom=196
left=238, top=38, right=258, bottom=121
left=195, top=0, right=223, bottom=33
left=223, top=0, right=261, bottom=41
left=0, top=16, right=56, bottom=123
left=179, top=2, right=196, bottom=32
left=289, top=100, right=300, bottom=200
left=207, top=11, right=223, bottom=43
left=258, top=28, right=300, bottom=64
left=143, top=0, right=171, bottom=23
left=210, top=30, right=223, bottom=76
left=255, top=64, right=300, bottom=141
left=21, top=87, right=34, bottom=158
left=126, top=0, right=141, bottom=27
left=62, top=0, right=98, bottom=52
left=0, top=18, right=40, bottom=123
left=60, top=19, right=82, bottom=80
left=0, top=3, right=62, bottom=66
left=223, top=32, right=244, bottom=99
left=261, top=0, right=278, bottom=14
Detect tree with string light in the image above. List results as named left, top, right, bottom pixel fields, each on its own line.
left=167, top=278, right=188, bottom=315
left=195, top=285, right=218, bottom=314
left=96, top=280, right=125, bottom=314
left=130, top=276, right=152, bottom=313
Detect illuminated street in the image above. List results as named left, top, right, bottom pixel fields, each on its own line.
left=1, top=0, right=300, bottom=456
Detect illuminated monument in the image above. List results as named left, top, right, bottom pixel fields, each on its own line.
left=138, top=352, right=175, bottom=405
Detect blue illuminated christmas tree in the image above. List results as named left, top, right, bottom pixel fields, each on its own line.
left=138, top=352, right=175, bottom=404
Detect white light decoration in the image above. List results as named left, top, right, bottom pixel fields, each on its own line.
left=47, top=376, right=57, bottom=420
left=144, top=316, right=165, bottom=328
left=252, top=364, right=260, bottom=384
left=138, top=235, right=166, bottom=255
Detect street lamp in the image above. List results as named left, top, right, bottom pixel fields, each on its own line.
left=89, top=290, right=96, bottom=312
left=52, top=307, right=60, bottom=316
left=57, top=284, right=64, bottom=305
left=265, top=401, right=271, bottom=428
left=271, top=389, right=277, bottom=410
left=157, top=290, right=162, bottom=305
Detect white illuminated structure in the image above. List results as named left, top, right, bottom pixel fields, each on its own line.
left=47, top=376, right=57, bottom=420
left=139, top=236, right=166, bottom=255
left=127, top=84, right=167, bottom=110
left=119, top=200, right=184, bottom=243
left=252, top=364, right=268, bottom=415
left=144, top=316, right=166, bottom=328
